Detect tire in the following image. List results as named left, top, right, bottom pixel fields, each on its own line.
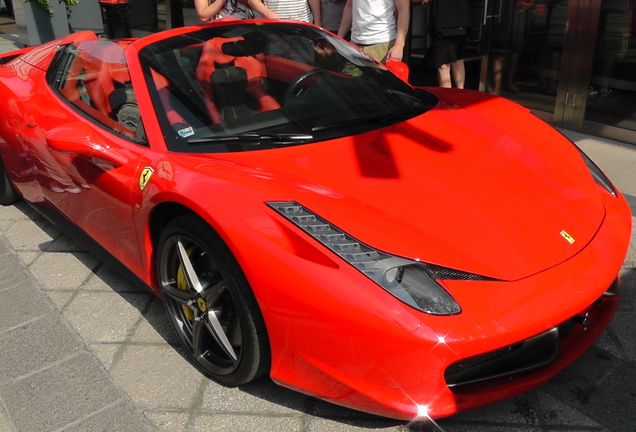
left=0, top=155, right=21, bottom=205
left=157, top=214, right=270, bottom=386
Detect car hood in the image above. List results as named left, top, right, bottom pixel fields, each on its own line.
left=193, top=90, right=605, bottom=281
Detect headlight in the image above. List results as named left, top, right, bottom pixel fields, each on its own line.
left=267, top=201, right=462, bottom=315
left=576, top=147, right=617, bottom=197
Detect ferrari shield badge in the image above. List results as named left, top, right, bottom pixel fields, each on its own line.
left=560, top=230, right=575, bottom=245
left=139, top=167, right=154, bottom=191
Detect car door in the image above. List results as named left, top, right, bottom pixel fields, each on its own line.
left=21, top=39, right=148, bottom=276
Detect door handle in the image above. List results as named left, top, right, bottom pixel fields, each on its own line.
left=561, top=92, right=584, bottom=108
left=562, top=91, right=570, bottom=106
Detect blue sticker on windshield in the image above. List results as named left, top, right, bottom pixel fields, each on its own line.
left=178, top=127, right=195, bottom=138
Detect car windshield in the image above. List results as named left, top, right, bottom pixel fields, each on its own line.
left=139, top=22, right=438, bottom=153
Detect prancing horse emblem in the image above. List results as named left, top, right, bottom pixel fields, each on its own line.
left=139, top=167, right=154, bottom=191
left=560, top=230, right=575, bottom=245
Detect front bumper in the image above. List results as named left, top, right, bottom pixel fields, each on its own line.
left=444, top=290, right=618, bottom=415
left=445, top=278, right=620, bottom=390
left=212, top=187, right=631, bottom=421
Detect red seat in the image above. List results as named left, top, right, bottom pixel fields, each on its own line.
left=83, top=42, right=129, bottom=116
left=150, top=69, right=189, bottom=126
left=195, top=37, right=280, bottom=124
left=60, top=41, right=130, bottom=119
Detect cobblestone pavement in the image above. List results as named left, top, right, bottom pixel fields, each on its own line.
left=1, top=32, right=636, bottom=431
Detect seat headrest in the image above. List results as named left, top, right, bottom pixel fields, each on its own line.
left=221, top=32, right=268, bottom=57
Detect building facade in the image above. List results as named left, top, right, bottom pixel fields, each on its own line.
left=407, top=0, right=636, bottom=144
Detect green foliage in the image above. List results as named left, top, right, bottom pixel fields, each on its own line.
left=24, top=0, right=81, bottom=15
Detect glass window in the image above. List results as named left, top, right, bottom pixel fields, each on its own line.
left=585, top=0, right=636, bottom=132
left=139, top=22, right=438, bottom=153
left=48, top=40, right=145, bottom=144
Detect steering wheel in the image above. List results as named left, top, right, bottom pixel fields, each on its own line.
left=283, top=68, right=328, bottom=103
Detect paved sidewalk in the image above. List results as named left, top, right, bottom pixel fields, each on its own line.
left=0, top=31, right=19, bottom=54
left=1, top=33, right=636, bottom=431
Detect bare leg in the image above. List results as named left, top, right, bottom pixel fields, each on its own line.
left=437, top=63, right=452, bottom=88
left=452, top=59, right=466, bottom=89
left=491, top=56, right=504, bottom=95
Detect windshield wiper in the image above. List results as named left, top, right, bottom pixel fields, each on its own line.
left=312, top=108, right=426, bottom=133
left=188, top=132, right=313, bottom=145
left=311, top=117, right=379, bottom=132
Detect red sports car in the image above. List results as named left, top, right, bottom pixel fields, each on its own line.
left=0, top=20, right=631, bottom=421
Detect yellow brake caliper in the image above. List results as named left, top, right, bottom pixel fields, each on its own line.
left=177, top=246, right=197, bottom=321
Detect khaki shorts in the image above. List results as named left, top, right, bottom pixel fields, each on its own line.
left=355, top=40, right=396, bottom=63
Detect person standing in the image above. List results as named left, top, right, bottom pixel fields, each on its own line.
left=248, top=0, right=322, bottom=26
left=321, top=0, right=346, bottom=33
left=337, top=0, right=410, bottom=63
left=195, top=0, right=254, bottom=21
left=423, top=0, right=471, bottom=88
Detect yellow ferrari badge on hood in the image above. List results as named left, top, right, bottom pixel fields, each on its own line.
left=560, top=230, right=575, bottom=244
left=139, top=167, right=154, bottom=191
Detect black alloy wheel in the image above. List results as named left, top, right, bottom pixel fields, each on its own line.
left=157, top=214, right=270, bottom=386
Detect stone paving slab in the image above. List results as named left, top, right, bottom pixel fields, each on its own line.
left=2, top=353, right=124, bottom=432
left=0, top=204, right=155, bottom=432
left=0, top=283, right=50, bottom=332
left=64, top=401, right=153, bottom=432
left=0, top=314, right=82, bottom=386
left=542, top=346, right=636, bottom=432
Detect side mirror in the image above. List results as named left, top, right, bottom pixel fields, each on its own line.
left=46, top=123, right=127, bottom=167
left=385, top=60, right=409, bottom=82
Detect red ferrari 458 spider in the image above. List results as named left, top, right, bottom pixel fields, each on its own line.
left=0, top=20, right=631, bottom=421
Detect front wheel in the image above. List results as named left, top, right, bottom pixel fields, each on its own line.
left=157, top=214, right=270, bottom=386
